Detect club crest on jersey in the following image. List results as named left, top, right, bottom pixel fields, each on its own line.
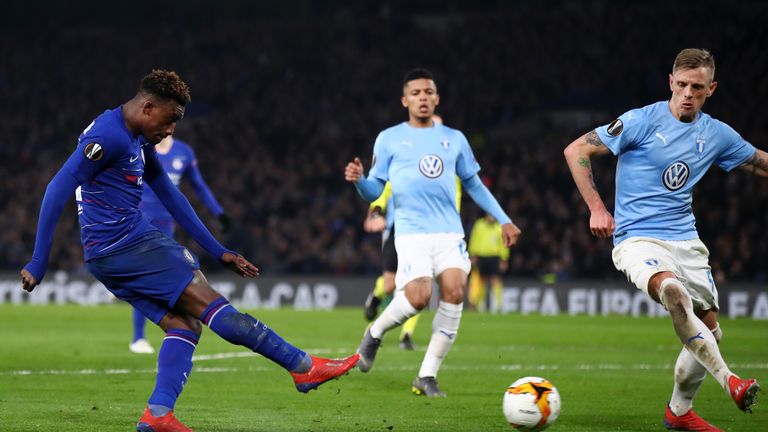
left=172, top=158, right=184, bottom=170
left=441, top=140, right=450, bottom=149
left=662, top=161, right=690, bottom=191
left=696, top=135, right=706, bottom=158
left=644, top=258, right=660, bottom=268
left=84, top=142, right=103, bottom=161
left=419, top=154, right=444, bottom=178
left=607, top=118, right=623, bottom=136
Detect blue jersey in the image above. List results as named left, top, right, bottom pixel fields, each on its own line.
left=368, top=122, right=480, bottom=236
left=75, top=107, right=160, bottom=259
left=140, top=139, right=223, bottom=228
left=596, top=101, right=756, bottom=245
left=24, top=105, right=230, bottom=282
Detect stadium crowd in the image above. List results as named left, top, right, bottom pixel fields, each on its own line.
left=1, top=0, right=766, bottom=283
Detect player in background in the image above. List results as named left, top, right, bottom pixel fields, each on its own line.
left=564, top=48, right=762, bottom=431
left=345, top=68, right=520, bottom=397
left=467, top=212, right=509, bottom=313
left=130, top=134, right=231, bottom=354
left=363, top=115, right=463, bottom=350
left=21, top=70, right=359, bottom=432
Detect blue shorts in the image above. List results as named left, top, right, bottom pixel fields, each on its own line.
left=88, top=231, right=200, bottom=324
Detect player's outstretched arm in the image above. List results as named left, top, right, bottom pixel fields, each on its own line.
left=738, top=149, right=768, bottom=177
left=345, top=157, right=385, bottom=201
left=220, top=252, right=260, bottom=278
left=22, top=162, right=82, bottom=288
left=563, top=131, right=615, bottom=238
left=145, top=151, right=231, bottom=259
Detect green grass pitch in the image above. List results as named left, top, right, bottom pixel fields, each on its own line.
left=0, top=304, right=765, bottom=431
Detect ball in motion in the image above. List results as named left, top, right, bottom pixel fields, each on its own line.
left=502, top=376, right=561, bottom=431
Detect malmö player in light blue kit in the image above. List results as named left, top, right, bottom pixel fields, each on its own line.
left=345, top=69, right=521, bottom=397
left=564, top=49, right=763, bottom=431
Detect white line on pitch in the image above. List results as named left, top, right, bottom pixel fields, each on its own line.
left=3, top=362, right=767, bottom=377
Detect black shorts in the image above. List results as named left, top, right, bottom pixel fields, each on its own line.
left=474, top=256, right=500, bottom=277
left=382, top=228, right=398, bottom=273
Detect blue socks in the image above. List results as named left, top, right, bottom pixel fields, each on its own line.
left=148, top=329, right=198, bottom=411
left=201, top=297, right=310, bottom=372
left=132, top=307, right=146, bottom=342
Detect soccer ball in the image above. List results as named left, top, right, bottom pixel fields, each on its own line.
left=502, top=376, right=561, bottom=431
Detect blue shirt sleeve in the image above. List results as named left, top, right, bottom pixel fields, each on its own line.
left=455, top=131, right=481, bottom=180
left=367, top=132, right=391, bottom=183
left=23, top=138, right=119, bottom=281
left=144, top=147, right=231, bottom=259
left=714, top=121, right=757, bottom=172
left=462, top=174, right=512, bottom=225
left=354, top=176, right=386, bottom=201
left=595, top=108, right=650, bottom=156
left=183, top=147, right=225, bottom=216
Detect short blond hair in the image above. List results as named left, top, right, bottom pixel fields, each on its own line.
left=672, top=48, right=715, bottom=78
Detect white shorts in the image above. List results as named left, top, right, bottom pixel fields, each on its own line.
left=612, top=237, right=719, bottom=311
left=394, top=233, right=471, bottom=291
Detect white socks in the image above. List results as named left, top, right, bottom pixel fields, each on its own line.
left=660, top=279, right=731, bottom=391
left=668, top=324, right=722, bottom=415
left=369, top=292, right=419, bottom=339
left=418, top=301, right=463, bottom=378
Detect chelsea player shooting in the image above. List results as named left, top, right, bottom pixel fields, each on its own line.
left=21, top=70, right=359, bottom=432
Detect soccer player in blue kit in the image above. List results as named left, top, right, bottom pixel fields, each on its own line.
left=345, top=69, right=521, bottom=397
left=564, top=49, right=763, bottom=431
left=130, top=135, right=231, bottom=354
left=21, top=70, right=359, bottom=432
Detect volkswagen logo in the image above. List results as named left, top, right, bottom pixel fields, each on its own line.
left=662, top=161, right=690, bottom=191
left=419, top=154, right=444, bottom=178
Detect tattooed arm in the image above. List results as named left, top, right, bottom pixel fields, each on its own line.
left=738, top=149, right=768, bottom=177
left=563, top=130, right=615, bottom=238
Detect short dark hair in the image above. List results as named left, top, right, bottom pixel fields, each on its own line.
left=672, top=48, right=715, bottom=78
left=403, top=68, right=436, bottom=87
left=140, top=69, right=191, bottom=105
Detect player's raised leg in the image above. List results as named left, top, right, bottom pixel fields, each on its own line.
left=358, top=277, right=427, bottom=372
left=653, top=274, right=760, bottom=412
left=177, top=272, right=359, bottom=392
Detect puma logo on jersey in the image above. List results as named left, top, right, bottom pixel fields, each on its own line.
left=655, top=132, right=669, bottom=145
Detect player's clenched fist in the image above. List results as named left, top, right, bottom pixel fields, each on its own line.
left=20, top=268, right=38, bottom=292
left=345, top=157, right=364, bottom=182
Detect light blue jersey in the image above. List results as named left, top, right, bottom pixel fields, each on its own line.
left=596, top=101, right=756, bottom=245
left=368, top=122, right=480, bottom=236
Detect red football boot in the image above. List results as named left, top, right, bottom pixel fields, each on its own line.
left=136, top=407, right=193, bottom=432
left=663, top=405, right=722, bottom=431
left=728, top=375, right=760, bottom=412
left=291, top=353, right=360, bottom=393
